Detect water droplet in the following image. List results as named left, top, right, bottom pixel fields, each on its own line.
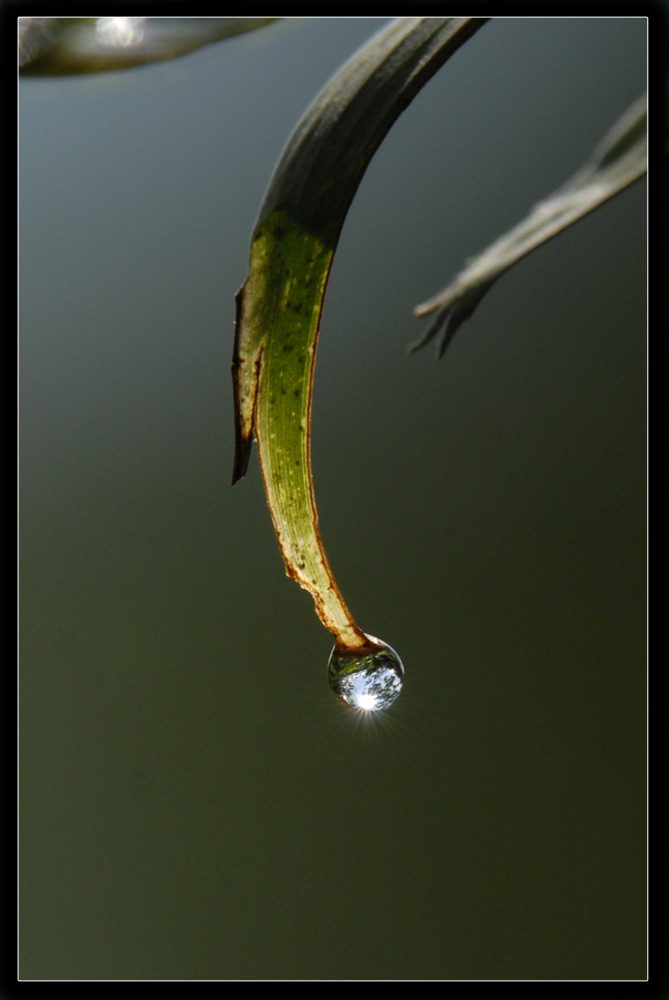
left=327, top=636, right=404, bottom=711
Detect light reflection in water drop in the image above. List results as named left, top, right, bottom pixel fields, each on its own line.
left=328, top=636, right=404, bottom=711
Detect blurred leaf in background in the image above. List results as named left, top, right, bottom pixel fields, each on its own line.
left=19, top=17, right=277, bottom=75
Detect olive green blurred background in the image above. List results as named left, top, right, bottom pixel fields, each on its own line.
left=20, top=18, right=646, bottom=981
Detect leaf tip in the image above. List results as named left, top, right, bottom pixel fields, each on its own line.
left=231, top=437, right=252, bottom=486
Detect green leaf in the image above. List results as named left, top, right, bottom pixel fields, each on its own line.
left=411, top=93, right=647, bottom=357
left=19, top=17, right=277, bottom=76
left=232, top=17, right=488, bottom=652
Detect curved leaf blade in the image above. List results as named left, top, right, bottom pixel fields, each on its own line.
left=232, top=17, right=488, bottom=650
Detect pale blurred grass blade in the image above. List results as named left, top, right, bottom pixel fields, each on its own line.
left=411, top=93, right=647, bottom=358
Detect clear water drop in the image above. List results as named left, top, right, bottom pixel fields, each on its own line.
left=327, top=636, right=404, bottom=711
